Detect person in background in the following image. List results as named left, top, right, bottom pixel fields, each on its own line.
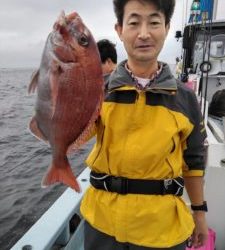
left=97, top=39, right=117, bottom=81
left=81, top=0, right=208, bottom=249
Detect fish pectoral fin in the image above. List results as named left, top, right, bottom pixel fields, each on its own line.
left=67, top=123, right=97, bottom=155
left=29, top=117, right=48, bottom=142
left=67, top=99, right=101, bottom=154
left=41, top=159, right=81, bottom=192
left=28, top=70, right=39, bottom=94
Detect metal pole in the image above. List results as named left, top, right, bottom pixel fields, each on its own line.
left=185, top=0, right=189, bottom=25
left=213, top=0, right=218, bottom=20
left=182, top=0, right=185, bottom=30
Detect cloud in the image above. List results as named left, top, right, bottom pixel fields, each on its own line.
left=0, top=0, right=189, bottom=68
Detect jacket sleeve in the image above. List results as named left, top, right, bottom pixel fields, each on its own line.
left=182, top=91, right=207, bottom=177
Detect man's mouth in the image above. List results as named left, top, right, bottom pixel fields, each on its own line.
left=136, top=44, right=153, bottom=49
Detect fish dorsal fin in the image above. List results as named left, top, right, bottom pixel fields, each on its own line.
left=29, top=116, right=48, bottom=143
left=28, top=70, right=39, bottom=94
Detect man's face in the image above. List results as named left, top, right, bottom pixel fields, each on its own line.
left=115, top=0, right=170, bottom=64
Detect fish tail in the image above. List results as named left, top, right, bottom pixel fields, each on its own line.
left=41, top=159, right=81, bottom=192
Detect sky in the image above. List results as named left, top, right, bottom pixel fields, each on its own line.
left=0, top=0, right=192, bottom=68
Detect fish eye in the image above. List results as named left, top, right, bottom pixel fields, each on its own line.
left=78, top=34, right=89, bottom=47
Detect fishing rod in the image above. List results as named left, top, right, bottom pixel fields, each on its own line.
left=203, top=16, right=213, bottom=118
left=197, top=0, right=213, bottom=119
left=188, top=0, right=213, bottom=120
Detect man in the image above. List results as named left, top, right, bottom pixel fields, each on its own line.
left=97, top=39, right=117, bottom=86
left=81, top=0, right=208, bottom=249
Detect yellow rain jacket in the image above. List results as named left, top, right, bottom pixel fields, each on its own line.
left=80, top=61, right=207, bottom=248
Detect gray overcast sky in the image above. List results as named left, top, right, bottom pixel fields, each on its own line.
left=0, top=0, right=191, bottom=68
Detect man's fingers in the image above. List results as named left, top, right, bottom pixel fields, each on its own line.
left=192, top=232, right=208, bottom=247
left=192, top=231, right=199, bottom=247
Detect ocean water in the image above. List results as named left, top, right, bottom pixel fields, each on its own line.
left=0, top=68, right=93, bottom=249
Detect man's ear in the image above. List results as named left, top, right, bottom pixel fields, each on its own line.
left=106, top=58, right=113, bottom=64
left=115, top=23, right=123, bottom=41
left=165, top=23, right=170, bottom=36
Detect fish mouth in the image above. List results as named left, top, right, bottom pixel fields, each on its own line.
left=56, top=11, right=67, bottom=27
left=54, top=11, right=81, bottom=31
left=57, top=11, right=80, bottom=25
left=66, top=12, right=79, bottom=22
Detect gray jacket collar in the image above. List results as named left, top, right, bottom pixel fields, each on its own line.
left=107, top=60, right=177, bottom=95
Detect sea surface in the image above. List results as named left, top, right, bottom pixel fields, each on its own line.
left=0, top=68, right=94, bottom=249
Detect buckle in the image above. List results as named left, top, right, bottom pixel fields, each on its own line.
left=90, top=172, right=129, bottom=194
left=163, top=177, right=184, bottom=196
left=164, top=178, right=173, bottom=190
left=90, top=173, right=110, bottom=191
left=110, top=176, right=128, bottom=195
left=173, top=177, right=184, bottom=196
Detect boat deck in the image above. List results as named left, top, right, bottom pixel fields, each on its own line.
left=11, top=168, right=91, bottom=250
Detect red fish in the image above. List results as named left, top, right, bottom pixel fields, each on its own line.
left=28, top=11, right=103, bottom=192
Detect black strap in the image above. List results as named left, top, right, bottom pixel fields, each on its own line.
left=90, top=171, right=184, bottom=196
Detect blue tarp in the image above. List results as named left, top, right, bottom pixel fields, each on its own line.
left=189, top=0, right=214, bottom=23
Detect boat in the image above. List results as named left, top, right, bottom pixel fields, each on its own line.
left=11, top=0, right=225, bottom=249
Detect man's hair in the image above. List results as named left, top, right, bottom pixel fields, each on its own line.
left=113, top=0, right=175, bottom=26
left=97, top=39, right=117, bottom=64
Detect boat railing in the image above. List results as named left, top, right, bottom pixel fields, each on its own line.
left=10, top=168, right=91, bottom=250
left=208, top=116, right=225, bottom=143
left=222, top=117, right=225, bottom=140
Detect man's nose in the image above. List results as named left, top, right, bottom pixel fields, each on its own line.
left=138, top=24, right=150, bottom=39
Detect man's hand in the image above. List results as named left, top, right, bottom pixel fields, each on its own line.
left=192, top=211, right=208, bottom=247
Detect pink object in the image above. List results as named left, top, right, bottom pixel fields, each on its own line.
left=186, top=228, right=216, bottom=250
left=185, top=79, right=197, bottom=91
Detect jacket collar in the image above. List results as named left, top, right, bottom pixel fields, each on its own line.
left=107, top=60, right=177, bottom=95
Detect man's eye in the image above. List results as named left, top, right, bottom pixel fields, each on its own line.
left=150, top=21, right=160, bottom=25
left=129, top=21, right=138, bottom=26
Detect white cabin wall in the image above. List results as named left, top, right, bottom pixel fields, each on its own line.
left=213, top=0, right=225, bottom=20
